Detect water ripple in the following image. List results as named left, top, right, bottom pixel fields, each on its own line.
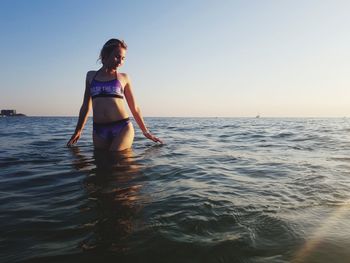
left=1, top=117, right=350, bottom=262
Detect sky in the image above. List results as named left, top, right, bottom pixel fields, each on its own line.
left=0, top=0, right=349, bottom=117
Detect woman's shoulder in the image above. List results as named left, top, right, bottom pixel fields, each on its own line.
left=118, top=72, right=131, bottom=82
left=118, top=72, right=129, bottom=78
left=86, top=70, right=98, bottom=77
left=86, top=70, right=98, bottom=83
left=117, top=72, right=130, bottom=88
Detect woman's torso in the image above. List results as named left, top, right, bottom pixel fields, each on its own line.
left=88, top=70, right=129, bottom=123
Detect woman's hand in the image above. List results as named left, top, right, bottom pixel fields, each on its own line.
left=143, top=130, right=164, bottom=144
left=67, top=131, right=81, bottom=147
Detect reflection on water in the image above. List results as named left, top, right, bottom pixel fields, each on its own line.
left=69, top=147, right=145, bottom=254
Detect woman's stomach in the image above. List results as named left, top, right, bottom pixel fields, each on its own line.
left=92, top=98, right=129, bottom=123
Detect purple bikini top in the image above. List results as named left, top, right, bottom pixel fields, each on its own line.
left=90, top=78, right=124, bottom=100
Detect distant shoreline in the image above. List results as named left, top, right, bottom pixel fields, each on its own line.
left=0, top=114, right=26, bottom=117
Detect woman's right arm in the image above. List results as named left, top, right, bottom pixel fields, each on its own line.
left=67, top=72, right=93, bottom=146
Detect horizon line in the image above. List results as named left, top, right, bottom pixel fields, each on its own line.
left=8, top=115, right=350, bottom=119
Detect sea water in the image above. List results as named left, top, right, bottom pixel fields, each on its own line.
left=1, top=117, right=350, bottom=263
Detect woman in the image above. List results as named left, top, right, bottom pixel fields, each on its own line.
left=67, top=38, right=163, bottom=151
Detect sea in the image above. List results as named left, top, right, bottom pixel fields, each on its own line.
left=1, top=117, right=350, bottom=263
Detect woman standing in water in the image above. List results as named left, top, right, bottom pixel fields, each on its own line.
left=67, top=38, right=163, bottom=151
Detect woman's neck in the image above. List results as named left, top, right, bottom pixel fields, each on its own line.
left=101, top=66, right=117, bottom=75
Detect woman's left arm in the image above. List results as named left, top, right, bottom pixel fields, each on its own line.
left=123, top=74, right=163, bottom=144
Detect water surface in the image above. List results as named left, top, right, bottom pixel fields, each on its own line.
left=1, top=117, right=350, bottom=263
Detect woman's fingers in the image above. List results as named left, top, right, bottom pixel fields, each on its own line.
left=154, top=136, right=163, bottom=144
left=67, top=138, right=75, bottom=146
left=67, top=134, right=80, bottom=146
left=147, top=133, right=163, bottom=144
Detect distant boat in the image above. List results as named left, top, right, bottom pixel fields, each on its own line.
left=255, top=115, right=260, bottom=118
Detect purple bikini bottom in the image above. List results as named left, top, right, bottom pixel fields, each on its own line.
left=93, top=118, right=130, bottom=141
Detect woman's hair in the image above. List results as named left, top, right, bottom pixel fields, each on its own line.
left=99, top=38, right=127, bottom=65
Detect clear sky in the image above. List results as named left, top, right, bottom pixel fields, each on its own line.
left=1, top=0, right=349, bottom=117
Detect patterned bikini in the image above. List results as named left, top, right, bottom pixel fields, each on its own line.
left=90, top=71, right=130, bottom=141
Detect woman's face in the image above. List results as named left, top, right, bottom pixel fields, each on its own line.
left=105, top=47, right=126, bottom=69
